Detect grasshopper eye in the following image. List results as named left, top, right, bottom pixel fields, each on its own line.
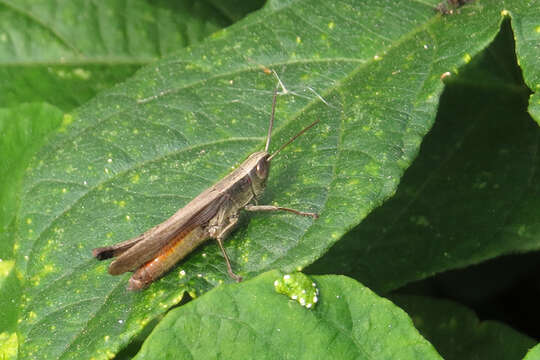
left=256, top=160, right=269, bottom=179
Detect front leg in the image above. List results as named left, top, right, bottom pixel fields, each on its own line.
left=245, top=204, right=318, bottom=219
left=210, top=215, right=242, bottom=282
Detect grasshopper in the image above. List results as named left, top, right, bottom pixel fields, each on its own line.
left=93, top=87, right=319, bottom=290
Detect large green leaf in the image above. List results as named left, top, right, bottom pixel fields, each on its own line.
left=308, top=16, right=540, bottom=293
left=0, top=0, right=231, bottom=110
left=13, top=0, right=538, bottom=358
left=392, top=295, right=536, bottom=360
left=135, top=271, right=443, bottom=359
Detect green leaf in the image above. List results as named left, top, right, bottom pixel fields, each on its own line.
left=524, top=344, right=540, bottom=360
left=0, top=103, right=64, bottom=257
left=134, top=271, right=442, bottom=359
left=308, top=15, right=540, bottom=293
left=0, top=103, right=63, bottom=349
left=510, top=3, right=540, bottom=125
left=392, top=295, right=536, bottom=360
left=0, top=0, right=231, bottom=110
left=13, top=0, right=538, bottom=358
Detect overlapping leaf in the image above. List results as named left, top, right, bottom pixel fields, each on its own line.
left=135, top=272, right=443, bottom=360
left=0, top=0, right=231, bottom=110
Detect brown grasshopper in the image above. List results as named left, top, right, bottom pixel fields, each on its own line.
left=93, top=88, right=319, bottom=290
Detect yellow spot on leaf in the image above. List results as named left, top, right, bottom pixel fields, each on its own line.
left=73, top=68, right=91, bottom=80
left=59, top=114, right=73, bottom=132
left=0, top=260, right=14, bottom=278
left=0, top=332, right=18, bottom=360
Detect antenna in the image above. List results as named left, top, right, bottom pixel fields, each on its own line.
left=265, top=87, right=278, bottom=152
left=268, top=120, right=319, bottom=161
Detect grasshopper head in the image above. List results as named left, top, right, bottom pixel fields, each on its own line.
left=245, top=151, right=271, bottom=198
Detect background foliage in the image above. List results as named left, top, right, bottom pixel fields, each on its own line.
left=0, top=0, right=538, bottom=359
